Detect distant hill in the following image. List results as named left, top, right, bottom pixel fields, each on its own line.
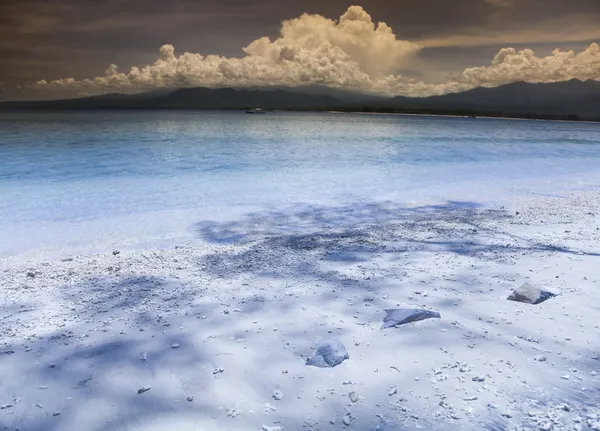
left=390, top=79, right=600, bottom=120
left=0, top=87, right=342, bottom=110
left=2, top=79, right=599, bottom=121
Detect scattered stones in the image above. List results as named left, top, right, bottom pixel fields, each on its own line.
left=272, top=389, right=284, bottom=401
left=463, top=396, right=478, bottom=401
left=381, top=309, right=441, bottom=329
left=342, top=413, right=354, bottom=426
left=1, top=404, right=13, bottom=410
left=306, top=339, right=349, bottom=368
left=137, top=386, right=151, bottom=394
left=507, top=282, right=556, bottom=305
left=472, top=375, right=486, bottom=382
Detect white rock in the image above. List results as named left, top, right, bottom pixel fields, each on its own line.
left=306, top=339, right=349, bottom=368
left=507, top=282, right=555, bottom=305
left=261, top=425, right=282, bottom=431
left=381, top=309, right=441, bottom=329
left=171, top=343, right=180, bottom=349
left=272, top=389, right=284, bottom=401
left=348, top=391, right=359, bottom=403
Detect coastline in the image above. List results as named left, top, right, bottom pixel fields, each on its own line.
left=1, top=190, right=599, bottom=430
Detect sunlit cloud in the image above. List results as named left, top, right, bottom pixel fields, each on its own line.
left=29, top=6, right=600, bottom=98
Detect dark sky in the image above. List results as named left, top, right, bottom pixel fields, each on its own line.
left=1, top=0, right=599, bottom=99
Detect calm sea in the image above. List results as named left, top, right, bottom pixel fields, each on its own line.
left=1, top=111, right=599, bottom=256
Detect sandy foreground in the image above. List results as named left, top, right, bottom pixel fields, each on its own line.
left=1, top=191, right=600, bottom=431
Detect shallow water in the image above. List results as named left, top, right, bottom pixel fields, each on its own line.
left=1, top=111, right=599, bottom=256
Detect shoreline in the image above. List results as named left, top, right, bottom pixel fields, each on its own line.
left=1, top=191, right=599, bottom=430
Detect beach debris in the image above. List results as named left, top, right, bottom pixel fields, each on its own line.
left=272, top=389, right=284, bottom=401
left=381, top=309, right=441, bottom=329
left=137, top=386, right=151, bottom=394
left=306, top=339, right=349, bottom=368
left=507, top=282, right=556, bottom=305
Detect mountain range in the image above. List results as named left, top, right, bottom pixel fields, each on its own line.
left=2, top=79, right=599, bottom=121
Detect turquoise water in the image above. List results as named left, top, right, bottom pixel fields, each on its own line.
left=1, top=111, right=599, bottom=256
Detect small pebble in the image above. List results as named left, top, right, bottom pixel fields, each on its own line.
left=272, top=389, right=284, bottom=401
left=348, top=391, right=359, bottom=403
left=137, top=387, right=151, bottom=394
left=171, top=343, right=180, bottom=349
left=52, top=411, right=61, bottom=417
left=186, top=396, right=194, bottom=402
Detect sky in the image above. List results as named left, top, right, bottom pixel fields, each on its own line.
left=1, top=0, right=599, bottom=100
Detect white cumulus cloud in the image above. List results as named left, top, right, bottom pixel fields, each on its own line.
left=29, top=6, right=600, bottom=98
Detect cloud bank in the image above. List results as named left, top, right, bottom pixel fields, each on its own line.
left=30, top=6, right=600, bottom=98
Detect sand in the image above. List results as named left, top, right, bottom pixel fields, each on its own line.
left=1, top=191, right=599, bottom=430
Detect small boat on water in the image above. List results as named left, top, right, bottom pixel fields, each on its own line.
left=246, top=108, right=266, bottom=114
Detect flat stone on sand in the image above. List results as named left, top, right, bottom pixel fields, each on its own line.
left=306, top=339, right=349, bottom=368
left=381, top=309, right=441, bottom=329
left=507, top=282, right=556, bottom=305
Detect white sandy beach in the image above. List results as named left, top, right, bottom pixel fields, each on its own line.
left=1, top=190, right=599, bottom=431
